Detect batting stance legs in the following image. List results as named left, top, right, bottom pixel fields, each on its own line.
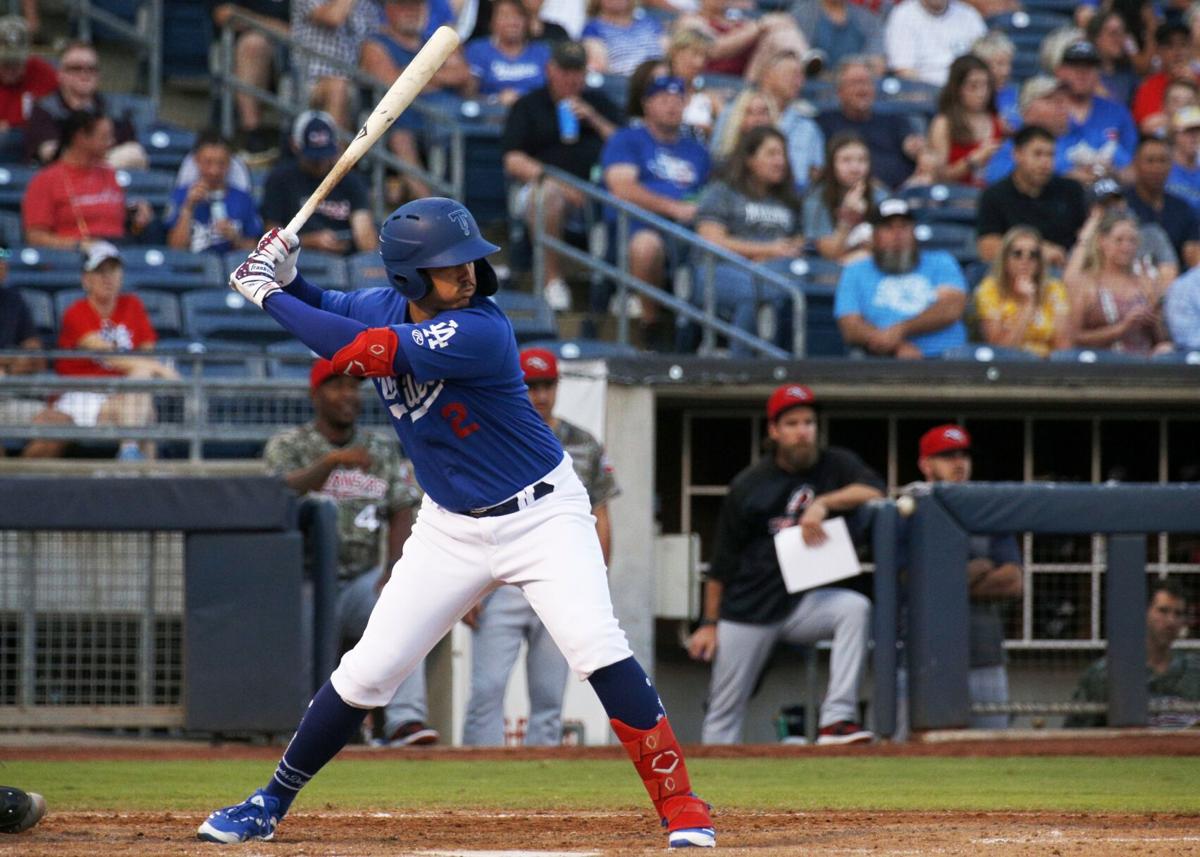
left=199, top=459, right=715, bottom=848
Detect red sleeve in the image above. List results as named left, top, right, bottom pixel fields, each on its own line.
left=57, top=300, right=91, bottom=349
left=21, top=168, right=54, bottom=232
left=1132, top=76, right=1165, bottom=126
left=28, top=58, right=59, bottom=97
left=122, top=295, right=157, bottom=346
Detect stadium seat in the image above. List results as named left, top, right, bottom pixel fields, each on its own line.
left=54, top=288, right=183, bottom=339
left=783, top=256, right=842, bottom=295
left=901, top=184, right=981, bottom=225
left=489, top=291, right=559, bottom=343
left=266, top=339, right=319, bottom=380
left=875, top=77, right=940, bottom=117
left=223, top=249, right=348, bottom=290
left=139, top=126, right=197, bottom=172
left=114, top=169, right=176, bottom=216
left=1048, top=347, right=1149, bottom=364
left=155, top=338, right=266, bottom=378
left=181, top=290, right=292, bottom=346
left=941, top=344, right=1041, bottom=362
left=0, top=166, right=39, bottom=212
left=766, top=257, right=846, bottom=356
left=347, top=251, right=390, bottom=290
left=914, top=222, right=979, bottom=266
left=523, top=337, right=641, bottom=359
left=595, top=73, right=630, bottom=111
left=1150, top=349, right=1200, bottom=365
left=1011, top=50, right=1043, bottom=83
left=17, top=288, right=54, bottom=339
left=0, top=210, right=22, bottom=246
left=986, top=11, right=1072, bottom=53
left=121, top=245, right=225, bottom=292
left=7, top=246, right=84, bottom=292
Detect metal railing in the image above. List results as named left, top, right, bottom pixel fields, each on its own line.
left=72, top=0, right=163, bottom=109
left=532, top=167, right=809, bottom=358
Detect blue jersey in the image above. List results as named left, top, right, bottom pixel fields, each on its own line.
left=317, top=287, right=564, bottom=512
left=601, top=124, right=710, bottom=221
left=465, top=38, right=550, bottom=97
left=163, top=185, right=261, bottom=254
left=1061, top=96, right=1137, bottom=174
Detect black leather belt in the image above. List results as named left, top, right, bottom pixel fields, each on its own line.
left=465, top=482, right=554, bottom=518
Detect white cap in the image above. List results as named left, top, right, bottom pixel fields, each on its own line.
left=82, top=240, right=122, bottom=272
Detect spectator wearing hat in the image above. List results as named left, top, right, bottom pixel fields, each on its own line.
left=261, top=110, right=377, bottom=255
left=790, top=0, right=885, bottom=75
left=461, top=347, right=621, bottom=746
left=25, top=40, right=147, bottom=168
left=601, top=75, right=711, bottom=343
left=53, top=242, right=179, bottom=461
left=292, top=0, right=386, bottom=130
left=502, top=39, right=623, bottom=312
left=1055, top=39, right=1138, bottom=182
left=816, top=57, right=926, bottom=191
left=835, top=198, right=968, bottom=359
left=883, top=0, right=987, bottom=87
left=982, top=77, right=1074, bottom=185
left=1167, top=106, right=1200, bottom=215
left=1122, top=135, right=1200, bottom=269
left=977, top=125, right=1089, bottom=267
left=910, top=425, right=1023, bottom=730
left=1132, top=22, right=1195, bottom=134
left=0, top=15, right=56, bottom=144
left=165, top=131, right=262, bottom=254
left=264, top=359, right=439, bottom=747
left=21, top=111, right=154, bottom=249
left=688, top=383, right=882, bottom=745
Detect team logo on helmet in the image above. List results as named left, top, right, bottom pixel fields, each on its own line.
left=943, top=428, right=966, bottom=442
left=448, top=208, right=472, bottom=236
left=527, top=356, right=550, bottom=371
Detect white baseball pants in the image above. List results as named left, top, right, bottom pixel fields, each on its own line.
left=330, top=455, right=632, bottom=709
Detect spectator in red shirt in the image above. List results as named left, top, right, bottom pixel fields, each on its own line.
left=21, top=111, right=154, bottom=249
left=53, top=242, right=178, bottom=460
left=678, top=0, right=811, bottom=81
left=1132, top=22, right=1194, bottom=133
left=0, top=15, right=56, bottom=133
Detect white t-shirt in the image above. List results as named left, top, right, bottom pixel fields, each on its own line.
left=883, top=0, right=986, bottom=86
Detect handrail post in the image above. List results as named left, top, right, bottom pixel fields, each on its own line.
left=532, top=176, right=547, bottom=301
left=219, top=23, right=236, bottom=140
left=700, top=251, right=716, bottom=354
left=148, top=0, right=162, bottom=110
left=791, top=287, right=806, bottom=358
left=78, top=0, right=94, bottom=42
left=615, top=211, right=630, bottom=345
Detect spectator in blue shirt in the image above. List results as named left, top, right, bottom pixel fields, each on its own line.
left=983, top=76, right=1074, bottom=185
left=1165, top=264, right=1200, bottom=350
left=1054, top=40, right=1138, bottom=185
left=1167, top=106, right=1200, bottom=216
left=1123, top=135, right=1200, bottom=269
left=465, top=0, right=552, bottom=106
left=835, top=197, right=968, bottom=358
left=164, top=131, right=261, bottom=254
left=581, top=0, right=665, bottom=76
left=602, top=76, right=710, bottom=342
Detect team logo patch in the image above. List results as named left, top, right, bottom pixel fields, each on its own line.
left=527, top=356, right=550, bottom=371
left=448, top=208, right=472, bottom=236
left=424, top=319, right=459, bottom=350
left=943, top=428, right=966, bottom=442
left=412, top=329, right=425, bottom=346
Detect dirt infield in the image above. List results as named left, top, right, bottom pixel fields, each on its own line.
left=3, top=735, right=1198, bottom=856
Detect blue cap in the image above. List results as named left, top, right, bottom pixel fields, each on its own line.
left=643, top=76, right=686, bottom=101
left=292, top=109, right=339, bottom=160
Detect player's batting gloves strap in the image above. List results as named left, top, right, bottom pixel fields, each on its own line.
left=255, top=227, right=300, bottom=286
left=230, top=253, right=282, bottom=309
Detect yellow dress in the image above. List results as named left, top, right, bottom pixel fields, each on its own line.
left=973, top=277, right=1070, bottom=358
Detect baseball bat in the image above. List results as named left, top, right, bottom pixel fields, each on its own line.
left=284, top=25, right=461, bottom=235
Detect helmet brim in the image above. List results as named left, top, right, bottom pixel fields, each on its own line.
left=415, top=234, right=501, bottom=270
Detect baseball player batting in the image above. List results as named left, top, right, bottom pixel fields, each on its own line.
left=197, top=198, right=716, bottom=849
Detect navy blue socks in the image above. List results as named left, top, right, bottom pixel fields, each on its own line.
left=587, top=656, right=665, bottom=729
left=263, top=681, right=368, bottom=813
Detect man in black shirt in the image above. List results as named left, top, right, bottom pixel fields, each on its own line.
left=501, top=40, right=622, bottom=310
left=976, top=124, right=1088, bottom=268
left=687, top=383, right=884, bottom=745
left=260, top=110, right=377, bottom=256
left=1122, top=135, right=1200, bottom=269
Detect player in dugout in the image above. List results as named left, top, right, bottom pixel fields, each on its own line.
left=197, top=198, right=716, bottom=849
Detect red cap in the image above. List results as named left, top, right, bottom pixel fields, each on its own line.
left=919, top=424, right=972, bottom=457
left=766, top=383, right=816, bottom=421
left=520, top=347, right=558, bottom=382
left=309, top=359, right=336, bottom=390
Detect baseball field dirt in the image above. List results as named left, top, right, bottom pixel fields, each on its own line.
left=1, top=734, right=1197, bottom=856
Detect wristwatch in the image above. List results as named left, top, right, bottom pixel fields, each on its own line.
left=697, top=617, right=718, bottom=628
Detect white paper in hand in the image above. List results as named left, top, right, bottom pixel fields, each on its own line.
left=773, top=517, right=861, bottom=594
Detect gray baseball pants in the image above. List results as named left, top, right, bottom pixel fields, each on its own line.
left=701, top=587, right=871, bottom=744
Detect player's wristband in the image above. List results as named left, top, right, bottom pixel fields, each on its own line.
left=697, top=618, right=717, bottom=628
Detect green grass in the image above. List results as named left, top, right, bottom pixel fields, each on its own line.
left=3, top=757, right=1198, bottom=815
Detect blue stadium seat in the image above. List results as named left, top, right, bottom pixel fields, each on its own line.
left=348, top=251, right=390, bottom=290
left=1022, top=0, right=1078, bottom=15
left=875, top=77, right=940, bottom=117
left=594, top=73, right=630, bottom=111
left=783, top=256, right=842, bottom=294
left=1011, top=50, right=1043, bottom=83
left=114, top=169, right=176, bottom=215
left=105, top=93, right=158, bottom=136
left=266, top=339, right=318, bottom=379
left=7, top=246, right=84, bottom=291
left=17, top=288, right=54, bottom=338
left=0, top=210, right=22, bottom=246
left=121, top=245, right=225, bottom=292
left=0, top=166, right=39, bottom=212
left=901, top=184, right=981, bottom=225
left=1150, top=349, right=1200, bottom=365
left=139, top=126, right=197, bottom=172
left=914, top=222, right=979, bottom=266
left=155, top=338, right=266, bottom=378
left=489, top=291, right=558, bottom=343
left=181, top=290, right=291, bottom=346
left=766, top=257, right=846, bottom=356
left=694, top=72, right=747, bottom=101
left=986, top=11, right=1072, bottom=52
left=1049, top=347, right=1149, bottom=364
left=942, top=344, right=1041, bottom=362
left=523, top=338, right=641, bottom=360
left=223, top=249, right=349, bottom=290
left=55, top=288, right=183, bottom=339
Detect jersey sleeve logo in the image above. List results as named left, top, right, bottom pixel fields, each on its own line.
left=423, top=319, right=459, bottom=350
left=412, top=329, right=425, bottom=346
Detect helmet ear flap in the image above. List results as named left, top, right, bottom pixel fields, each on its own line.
left=391, top=268, right=432, bottom=301
left=475, top=257, right=499, bottom=297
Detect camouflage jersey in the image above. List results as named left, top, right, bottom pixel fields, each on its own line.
left=555, top=418, right=620, bottom=509
left=264, top=424, right=422, bottom=579
left=1063, top=651, right=1200, bottom=728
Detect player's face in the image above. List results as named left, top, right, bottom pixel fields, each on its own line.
left=769, top=406, right=818, bottom=470
left=526, top=379, right=557, bottom=424
left=918, top=450, right=971, bottom=483
left=422, top=262, right=477, bottom=311
left=313, top=375, right=362, bottom=429
left=1146, top=592, right=1186, bottom=649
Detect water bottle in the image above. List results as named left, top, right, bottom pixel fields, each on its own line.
left=209, top=190, right=227, bottom=223
left=557, top=100, right=579, bottom=145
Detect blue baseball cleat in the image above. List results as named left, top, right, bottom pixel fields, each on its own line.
left=669, top=826, right=717, bottom=848
left=197, top=789, right=282, bottom=844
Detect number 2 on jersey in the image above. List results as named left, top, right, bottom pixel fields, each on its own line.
left=441, top=402, right=480, bottom=439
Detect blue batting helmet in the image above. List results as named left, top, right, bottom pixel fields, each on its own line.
left=378, top=197, right=501, bottom=301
